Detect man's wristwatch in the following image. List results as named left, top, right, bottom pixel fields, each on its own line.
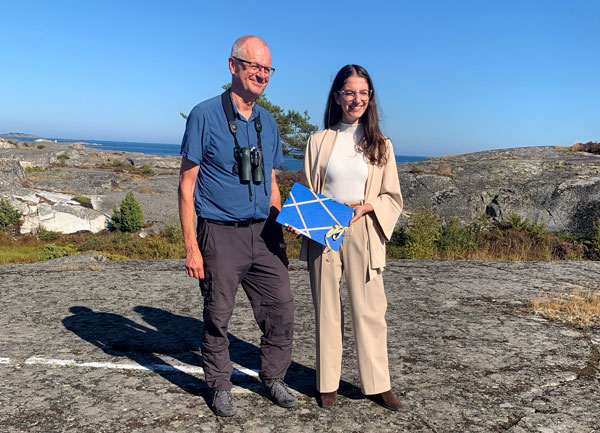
left=279, top=242, right=287, bottom=249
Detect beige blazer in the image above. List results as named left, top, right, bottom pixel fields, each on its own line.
left=299, top=125, right=403, bottom=272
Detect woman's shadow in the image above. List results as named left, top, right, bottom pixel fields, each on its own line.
left=62, top=306, right=363, bottom=401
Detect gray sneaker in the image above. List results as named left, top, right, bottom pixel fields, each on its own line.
left=265, top=379, right=298, bottom=408
left=211, top=390, right=237, bottom=417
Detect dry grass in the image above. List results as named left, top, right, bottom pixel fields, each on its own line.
left=410, top=165, right=452, bottom=177
left=432, top=153, right=464, bottom=160
left=434, top=166, right=452, bottom=177
left=570, top=142, right=600, bottom=154
left=529, top=286, right=600, bottom=328
left=137, top=187, right=156, bottom=194
left=556, top=142, right=600, bottom=155
left=472, top=230, right=585, bottom=262
left=24, top=174, right=47, bottom=182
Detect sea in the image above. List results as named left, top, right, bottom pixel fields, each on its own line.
left=7, top=136, right=428, bottom=171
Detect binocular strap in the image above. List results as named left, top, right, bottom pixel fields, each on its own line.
left=221, top=89, right=268, bottom=201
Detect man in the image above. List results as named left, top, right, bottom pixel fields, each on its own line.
left=178, top=35, right=296, bottom=417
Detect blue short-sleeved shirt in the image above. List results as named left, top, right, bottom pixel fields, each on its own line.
left=180, top=93, right=283, bottom=221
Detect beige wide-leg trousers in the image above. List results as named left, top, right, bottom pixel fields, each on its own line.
left=307, top=218, right=391, bottom=395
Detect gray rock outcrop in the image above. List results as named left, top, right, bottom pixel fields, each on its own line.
left=0, top=139, right=180, bottom=234
left=398, top=146, right=600, bottom=235
left=0, top=158, right=25, bottom=187
left=8, top=189, right=110, bottom=234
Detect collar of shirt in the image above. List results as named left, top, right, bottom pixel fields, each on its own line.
left=229, top=92, right=259, bottom=123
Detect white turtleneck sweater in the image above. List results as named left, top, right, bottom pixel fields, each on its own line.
left=322, top=123, right=368, bottom=204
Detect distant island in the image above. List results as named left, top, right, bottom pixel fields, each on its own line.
left=0, top=132, right=44, bottom=138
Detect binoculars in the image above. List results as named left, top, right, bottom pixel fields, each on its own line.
left=236, top=147, right=264, bottom=183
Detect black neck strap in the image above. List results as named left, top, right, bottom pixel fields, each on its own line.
left=220, top=89, right=267, bottom=199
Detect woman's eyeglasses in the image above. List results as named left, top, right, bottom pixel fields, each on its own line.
left=337, top=89, right=373, bottom=101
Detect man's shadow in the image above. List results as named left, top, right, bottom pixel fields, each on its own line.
left=62, top=306, right=363, bottom=401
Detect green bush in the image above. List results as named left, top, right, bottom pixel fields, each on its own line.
left=279, top=184, right=292, bottom=203
left=37, top=227, right=61, bottom=241
left=57, top=154, right=69, bottom=166
left=0, top=199, right=22, bottom=227
left=161, top=224, right=184, bottom=244
left=25, top=166, right=45, bottom=173
left=76, top=234, right=103, bottom=252
left=437, top=218, right=477, bottom=258
left=387, top=226, right=409, bottom=259
left=111, top=191, right=144, bottom=232
left=405, top=208, right=443, bottom=259
left=139, top=235, right=182, bottom=259
left=585, top=218, right=600, bottom=260
left=141, top=165, right=154, bottom=176
left=500, top=212, right=547, bottom=243
left=410, top=165, right=425, bottom=175
left=42, top=243, right=75, bottom=260
left=386, top=210, right=586, bottom=261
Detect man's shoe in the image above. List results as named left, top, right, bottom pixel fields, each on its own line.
left=265, top=379, right=298, bottom=408
left=372, top=390, right=403, bottom=411
left=211, top=390, right=237, bottom=417
left=319, top=390, right=337, bottom=408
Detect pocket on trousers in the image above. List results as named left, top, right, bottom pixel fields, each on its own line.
left=197, top=219, right=211, bottom=251
left=199, top=268, right=213, bottom=302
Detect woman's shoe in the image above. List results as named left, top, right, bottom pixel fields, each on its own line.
left=372, top=390, right=402, bottom=411
left=319, top=390, right=337, bottom=408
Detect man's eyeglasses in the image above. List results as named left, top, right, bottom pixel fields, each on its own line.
left=337, top=89, right=373, bottom=101
left=232, top=56, right=276, bottom=76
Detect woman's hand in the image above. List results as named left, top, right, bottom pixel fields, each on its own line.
left=349, top=203, right=374, bottom=225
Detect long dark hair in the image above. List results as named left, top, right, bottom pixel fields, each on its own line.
left=324, top=64, right=387, bottom=166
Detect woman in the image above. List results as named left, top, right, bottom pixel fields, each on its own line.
left=298, top=64, right=403, bottom=410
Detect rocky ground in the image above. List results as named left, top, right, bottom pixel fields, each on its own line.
left=1, top=256, right=599, bottom=432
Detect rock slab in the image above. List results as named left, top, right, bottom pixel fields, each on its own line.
left=1, top=258, right=599, bottom=432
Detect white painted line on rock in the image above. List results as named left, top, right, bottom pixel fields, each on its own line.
left=0, top=358, right=10, bottom=364
left=23, top=357, right=259, bottom=378
left=24, top=356, right=204, bottom=373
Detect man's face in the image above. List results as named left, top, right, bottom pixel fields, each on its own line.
left=229, top=38, right=272, bottom=99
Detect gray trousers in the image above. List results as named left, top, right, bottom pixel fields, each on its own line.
left=197, top=219, right=293, bottom=391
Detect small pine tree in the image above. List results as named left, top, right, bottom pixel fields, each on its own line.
left=0, top=199, right=22, bottom=227
left=111, top=191, right=144, bottom=232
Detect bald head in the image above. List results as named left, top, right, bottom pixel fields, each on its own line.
left=231, top=35, right=269, bottom=58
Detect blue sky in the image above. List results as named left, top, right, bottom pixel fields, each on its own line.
left=1, top=0, right=599, bottom=156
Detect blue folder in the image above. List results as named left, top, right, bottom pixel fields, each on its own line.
left=276, top=183, right=354, bottom=251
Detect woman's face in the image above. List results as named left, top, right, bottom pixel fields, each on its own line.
left=334, top=75, right=370, bottom=125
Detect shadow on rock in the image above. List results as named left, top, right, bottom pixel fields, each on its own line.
left=62, top=306, right=361, bottom=400
left=62, top=306, right=211, bottom=403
